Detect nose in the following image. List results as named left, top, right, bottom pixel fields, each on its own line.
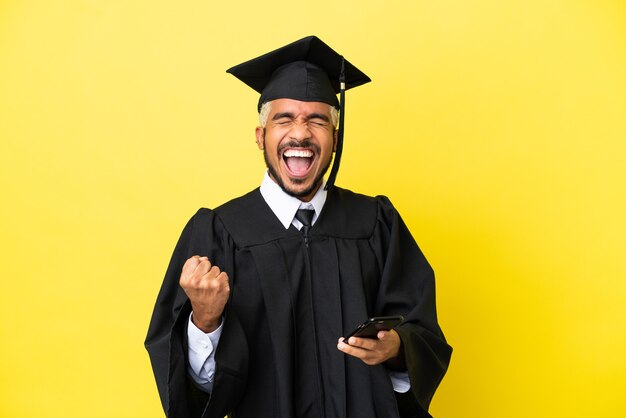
left=288, top=121, right=311, bottom=142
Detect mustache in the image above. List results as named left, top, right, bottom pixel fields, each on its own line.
left=278, top=140, right=320, bottom=155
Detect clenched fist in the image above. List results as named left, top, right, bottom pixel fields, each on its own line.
left=179, top=255, right=230, bottom=333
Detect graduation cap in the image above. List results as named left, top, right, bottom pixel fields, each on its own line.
left=226, top=35, right=371, bottom=190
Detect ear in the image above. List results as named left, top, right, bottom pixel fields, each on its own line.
left=255, top=127, right=265, bottom=150
left=333, top=129, right=338, bottom=152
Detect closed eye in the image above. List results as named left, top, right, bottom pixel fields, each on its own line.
left=272, top=113, right=295, bottom=125
left=306, top=113, right=330, bottom=125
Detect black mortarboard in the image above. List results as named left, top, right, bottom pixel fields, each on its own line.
left=226, top=36, right=371, bottom=189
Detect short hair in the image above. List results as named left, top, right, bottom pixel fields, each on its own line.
left=259, top=101, right=338, bottom=128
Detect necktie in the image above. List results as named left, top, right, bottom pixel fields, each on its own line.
left=295, top=209, right=314, bottom=246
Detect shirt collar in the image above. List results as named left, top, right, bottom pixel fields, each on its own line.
left=259, top=172, right=328, bottom=229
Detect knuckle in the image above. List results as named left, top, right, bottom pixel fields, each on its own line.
left=368, top=355, right=381, bottom=365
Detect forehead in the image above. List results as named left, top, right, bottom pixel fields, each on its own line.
left=269, top=98, right=332, bottom=116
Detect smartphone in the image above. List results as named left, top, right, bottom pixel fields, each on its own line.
left=344, top=315, right=404, bottom=340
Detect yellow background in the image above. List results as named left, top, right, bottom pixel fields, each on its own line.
left=1, top=0, right=625, bottom=417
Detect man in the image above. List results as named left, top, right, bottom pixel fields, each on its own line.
left=145, top=36, right=452, bottom=418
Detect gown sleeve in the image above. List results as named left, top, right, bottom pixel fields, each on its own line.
left=144, top=209, right=248, bottom=418
left=373, top=197, right=453, bottom=418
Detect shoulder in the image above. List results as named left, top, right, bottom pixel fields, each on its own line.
left=334, top=187, right=395, bottom=210
left=182, top=189, right=263, bottom=242
left=316, top=187, right=397, bottom=238
left=213, top=188, right=263, bottom=219
left=213, top=188, right=274, bottom=235
left=331, top=186, right=397, bottom=216
left=190, top=188, right=267, bottom=232
left=212, top=188, right=292, bottom=247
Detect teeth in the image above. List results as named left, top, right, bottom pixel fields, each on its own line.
left=284, top=149, right=313, bottom=158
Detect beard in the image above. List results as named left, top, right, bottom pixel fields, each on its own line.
left=263, top=139, right=332, bottom=200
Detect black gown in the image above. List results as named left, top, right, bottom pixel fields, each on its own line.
left=145, top=186, right=452, bottom=418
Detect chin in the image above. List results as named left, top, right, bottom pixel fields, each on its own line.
left=284, top=181, right=319, bottom=199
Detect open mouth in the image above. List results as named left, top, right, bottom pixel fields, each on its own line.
left=282, top=148, right=315, bottom=177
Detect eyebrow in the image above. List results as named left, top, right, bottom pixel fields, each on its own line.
left=272, top=112, right=295, bottom=121
left=305, top=113, right=330, bottom=123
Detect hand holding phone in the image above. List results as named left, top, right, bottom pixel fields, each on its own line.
left=344, top=315, right=404, bottom=340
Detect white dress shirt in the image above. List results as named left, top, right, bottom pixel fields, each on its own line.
left=187, top=173, right=410, bottom=393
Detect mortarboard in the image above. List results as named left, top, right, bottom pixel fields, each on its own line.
left=226, top=36, right=371, bottom=190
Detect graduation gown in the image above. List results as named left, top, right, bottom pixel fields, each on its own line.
left=145, top=186, right=452, bottom=418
